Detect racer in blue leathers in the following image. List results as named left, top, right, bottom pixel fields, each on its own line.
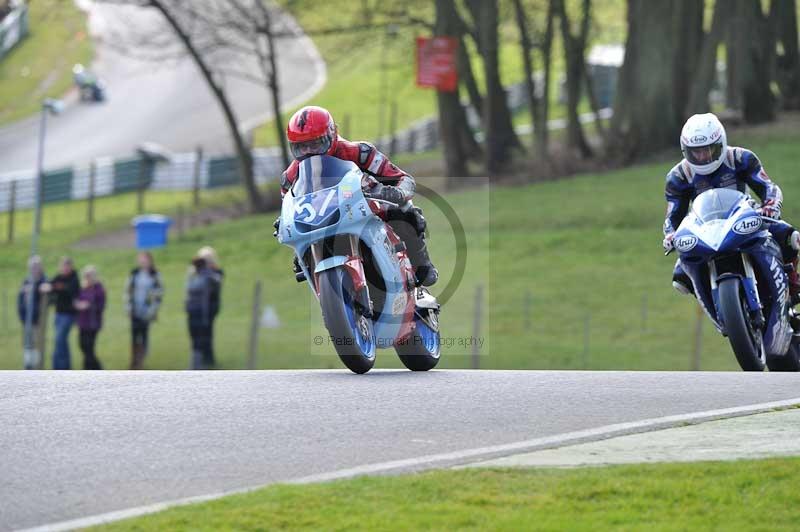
left=663, top=113, right=800, bottom=299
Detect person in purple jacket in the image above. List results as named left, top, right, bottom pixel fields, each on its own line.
left=75, top=265, right=106, bottom=370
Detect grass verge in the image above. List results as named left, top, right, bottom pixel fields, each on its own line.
left=91, top=457, right=800, bottom=531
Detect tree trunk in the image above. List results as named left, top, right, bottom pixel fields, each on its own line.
left=773, top=0, right=800, bottom=109
left=434, top=0, right=476, bottom=180
left=470, top=0, right=522, bottom=175
left=610, top=0, right=680, bottom=161
left=512, top=0, right=545, bottom=164
left=672, top=0, right=704, bottom=122
left=554, top=0, right=593, bottom=158
left=686, top=0, right=728, bottom=115
left=582, top=59, right=607, bottom=143
left=149, top=0, right=263, bottom=212
left=456, top=34, right=483, bottom=119
left=539, top=0, right=555, bottom=157
left=727, top=0, right=775, bottom=123
left=257, top=4, right=291, bottom=170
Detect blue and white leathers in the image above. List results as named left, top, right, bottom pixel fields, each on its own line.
left=674, top=188, right=792, bottom=361
left=277, top=155, right=440, bottom=373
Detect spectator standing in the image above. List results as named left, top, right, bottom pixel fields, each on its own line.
left=75, top=266, right=106, bottom=370
left=50, top=257, right=80, bottom=370
left=198, top=246, right=223, bottom=367
left=124, top=252, right=163, bottom=370
left=185, top=250, right=222, bottom=370
left=17, top=255, right=48, bottom=368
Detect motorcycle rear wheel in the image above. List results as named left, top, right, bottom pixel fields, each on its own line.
left=718, top=277, right=766, bottom=371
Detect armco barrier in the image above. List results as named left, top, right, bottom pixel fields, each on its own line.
left=0, top=148, right=285, bottom=213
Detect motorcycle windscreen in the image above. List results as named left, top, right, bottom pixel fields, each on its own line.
left=690, top=188, right=747, bottom=223
left=292, top=155, right=359, bottom=196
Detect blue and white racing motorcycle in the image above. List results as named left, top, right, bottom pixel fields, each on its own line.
left=672, top=188, right=800, bottom=371
left=277, top=155, right=441, bottom=374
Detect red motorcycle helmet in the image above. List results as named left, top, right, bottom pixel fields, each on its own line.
left=286, top=106, right=338, bottom=161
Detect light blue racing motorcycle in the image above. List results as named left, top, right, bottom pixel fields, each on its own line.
left=671, top=188, right=800, bottom=371
left=277, top=155, right=441, bottom=374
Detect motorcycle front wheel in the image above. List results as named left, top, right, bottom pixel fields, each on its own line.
left=319, top=268, right=376, bottom=374
left=718, top=277, right=766, bottom=371
left=395, top=308, right=441, bottom=371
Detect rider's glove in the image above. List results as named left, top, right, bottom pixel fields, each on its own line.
left=371, top=185, right=405, bottom=206
left=663, top=232, right=675, bottom=252
left=272, top=217, right=280, bottom=238
left=759, top=199, right=782, bottom=220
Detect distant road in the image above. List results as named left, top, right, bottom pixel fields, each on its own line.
left=0, top=1, right=325, bottom=174
left=2, top=370, right=799, bottom=531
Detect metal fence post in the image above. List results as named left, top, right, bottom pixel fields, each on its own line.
left=2, top=286, right=8, bottom=332
left=523, top=290, right=532, bottom=330
left=247, top=280, right=263, bottom=370
left=692, top=304, right=703, bottom=371
left=37, top=301, right=49, bottom=370
left=87, top=160, right=96, bottom=224
left=137, top=157, right=146, bottom=214
left=582, top=313, right=591, bottom=369
left=472, top=284, right=483, bottom=369
left=176, top=205, right=185, bottom=240
left=7, top=180, right=16, bottom=243
left=641, top=293, right=648, bottom=332
left=193, top=146, right=203, bottom=207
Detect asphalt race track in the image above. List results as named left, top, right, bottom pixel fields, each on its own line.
left=0, top=1, right=324, bottom=174
left=1, top=370, right=799, bottom=530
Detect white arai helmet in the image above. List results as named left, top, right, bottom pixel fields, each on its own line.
left=680, top=113, right=727, bottom=175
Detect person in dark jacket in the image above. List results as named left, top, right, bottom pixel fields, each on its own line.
left=49, top=257, right=80, bottom=370
left=17, top=255, right=48, bottom=368
left=185, top=250, right=222, bottom=370
left=197, top=246, right=223, bottom=367
left=75, top=265, right=106, bottom=370
left=124, top=252, right=164, bottom=370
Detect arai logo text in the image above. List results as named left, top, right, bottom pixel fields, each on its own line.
left=675, top=235, right=698, bottom=252
left=733, top=217, right=762, bottom=235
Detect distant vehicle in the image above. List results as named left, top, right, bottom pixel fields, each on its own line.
left=73, top=64, right=106, bottom=102
left=671, top=188, right=800, bottom=371
left=277, top=155, right=441, bottom=374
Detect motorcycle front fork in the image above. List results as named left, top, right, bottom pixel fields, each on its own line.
left=311, top=236, right=374, bottom=318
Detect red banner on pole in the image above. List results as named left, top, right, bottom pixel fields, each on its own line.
left=416, top=36, right=458, bottom=92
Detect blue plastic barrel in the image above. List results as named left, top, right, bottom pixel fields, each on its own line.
left=132, top=215, right=172, bottom=249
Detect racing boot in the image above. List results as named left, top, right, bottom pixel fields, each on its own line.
left=406, top=233, right=439, bottom=287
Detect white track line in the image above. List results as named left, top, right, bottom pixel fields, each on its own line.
left=18, top=396, right=800, bottom=532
